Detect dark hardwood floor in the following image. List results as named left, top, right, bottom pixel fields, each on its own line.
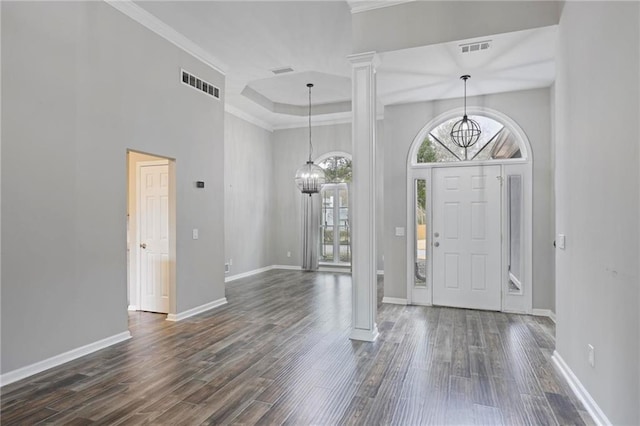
left=1, top=270, right=592, bottom=425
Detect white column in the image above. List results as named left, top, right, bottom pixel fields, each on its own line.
left=348, top=52, right=379, bottom=342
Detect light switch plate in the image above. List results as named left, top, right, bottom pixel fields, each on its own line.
left=395, top=227, right=405, bottom=237
left=557, top=234, right=565, bottom=249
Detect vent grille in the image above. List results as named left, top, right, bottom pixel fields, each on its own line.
left=181, top=69, right=220, bottom=99
left=460, top=40, right=491, bottom=54
left=271, top=66, right=294, bottom=75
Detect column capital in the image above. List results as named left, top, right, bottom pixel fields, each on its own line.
left=347, top=51, right=380, bottom=68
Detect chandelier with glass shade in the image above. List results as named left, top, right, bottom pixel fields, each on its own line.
left=294, top=83, right=326, bottom=195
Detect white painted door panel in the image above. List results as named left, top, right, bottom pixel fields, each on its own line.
left=139, top=164, right=169, bottom=313
left=432, top=165, right=501, bottom=310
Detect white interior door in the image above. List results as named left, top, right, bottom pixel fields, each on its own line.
left=139, top=163, right=170, bottom=313
left=432, top=165, right=501, bottom=310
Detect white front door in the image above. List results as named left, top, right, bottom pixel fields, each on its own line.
left=139, top=163, right=170, bottom=313
left=432, top=165, right=501, bottom=310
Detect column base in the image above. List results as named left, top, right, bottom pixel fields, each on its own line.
left=349, top=324, right=379, bottom=342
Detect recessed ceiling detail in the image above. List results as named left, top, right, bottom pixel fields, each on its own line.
left=242, top=71, right=352, bottom=117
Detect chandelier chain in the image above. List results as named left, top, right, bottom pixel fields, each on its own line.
left=308, top=84, right=313, bottom=162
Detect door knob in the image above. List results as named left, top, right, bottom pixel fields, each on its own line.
left=140, top=243, right=147, bottom=249
left=434, top=232, right=440, bottom=238
left=434, top=242, right=440, bottom=247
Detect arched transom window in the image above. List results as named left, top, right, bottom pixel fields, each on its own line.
left=417, top=115, right=523, bottom=163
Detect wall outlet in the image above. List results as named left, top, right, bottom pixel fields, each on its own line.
left=224, top=263, right=230, bottom=274
left=588, top=344, right=595, bottom=367
left=229, top=258, right=233, bottom=266
left=287, top=251, right=291, bottom=258
left=192, top=228, right=199, bottom=240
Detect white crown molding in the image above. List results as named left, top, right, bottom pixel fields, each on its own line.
left=273, top=113, right=385, bottom=131
left=552, top=351, right=609, bottom=426
left=104, top=0, right=227, bottom=75
left=348, top=0, right=415, bottom=14
left=0, top=331, right=131, bottom=386
left=166, top=297, right=227, bottom=322
left=225, top=104, right=273, bottom=132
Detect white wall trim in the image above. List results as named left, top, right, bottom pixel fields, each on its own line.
left=382, top=297, right=407, bottom=305
left=532, top=308, right=556, bottom=323
left=225, top=265, right=274, bottom=283
left=127, top=305, right=139, bottom=311
left=225, top=104, right=273, bottom=132
left=349, top=326, right=379, bottom=342
left=552, top=351, right=610, bottom=426
left=104, top=0, right=227, bottom=75
left=318, top=266, right=351, bottom=274
left=272, top=265, right=303, bottom=271
left=376, top=270, right=384, bottom=275
left=166, top=297, right=227, bottom=322
left=0, top=331, right=131, bottom=387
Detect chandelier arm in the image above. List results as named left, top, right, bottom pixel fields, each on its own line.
left=430, top=132, right=463, bottom=162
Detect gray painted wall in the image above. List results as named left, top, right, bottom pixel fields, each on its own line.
left=352, top=1, right=560, bottom=53
left=224, top=113, right=274, bottom=277
left=1, top=2, right=225, bottom=373
left=554, top=2, right=639, bottom=424
left=272, top=124, right=352, bottom=267
left=382, top=88, right=555, bottom=310
left=271, top=122, right=384, bottom=271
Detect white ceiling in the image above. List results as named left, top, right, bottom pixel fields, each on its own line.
left=134, top=1, right=557, bottom=130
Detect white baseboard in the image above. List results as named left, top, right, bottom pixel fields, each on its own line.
left=127, top=304, right=139, bottom=311
left=272, top=265, right=302, bottom=271
left=225, top=265, right=274, bottom=283
left=0, top=331, right=131, bottom=387
left=382, top=296, right=407, bottom=305
left=532, top=308, right=557, bottom=323
left=552, top=351, right=610, bottom=426
left=318, top=266, right=351, bottom=274
left=166, top=297, right=227, bottom=322
left=349, top=326, right=379, bottom=342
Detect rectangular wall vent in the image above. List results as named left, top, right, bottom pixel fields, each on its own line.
left=181, top=69, right=220, bottom=99
left=460, top=40, right=491, bottom=54
left=271, top=66, right=294, bottom=75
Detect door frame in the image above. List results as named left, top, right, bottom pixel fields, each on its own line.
left=319, top=182, right=350, bottom=266
left=405, top=107, right=533, bottom=314
left=127, top=150, right=177, bottom=317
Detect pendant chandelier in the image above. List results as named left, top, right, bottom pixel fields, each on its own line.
left=450, top=75, right=481, bottom=160
left=294, top=83, right=326, bottom=195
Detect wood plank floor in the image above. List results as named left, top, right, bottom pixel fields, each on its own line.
left=1, top=270, right=593, bottom=425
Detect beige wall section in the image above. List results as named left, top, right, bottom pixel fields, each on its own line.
left=224, top=113, right=274, bottom=277
left=1, top=2, right=225, bottom=374
left=383, top=88, right=554, bottom=310
left=554, top=2, right=639, bottom=424
left=126, top=152, right=169, bottom=310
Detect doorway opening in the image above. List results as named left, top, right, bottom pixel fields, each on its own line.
left=407, top=108, right=533, bottom=313
left=316, top=152, right=352, bottom=267
left=126, top=150, right=176, bottom=317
